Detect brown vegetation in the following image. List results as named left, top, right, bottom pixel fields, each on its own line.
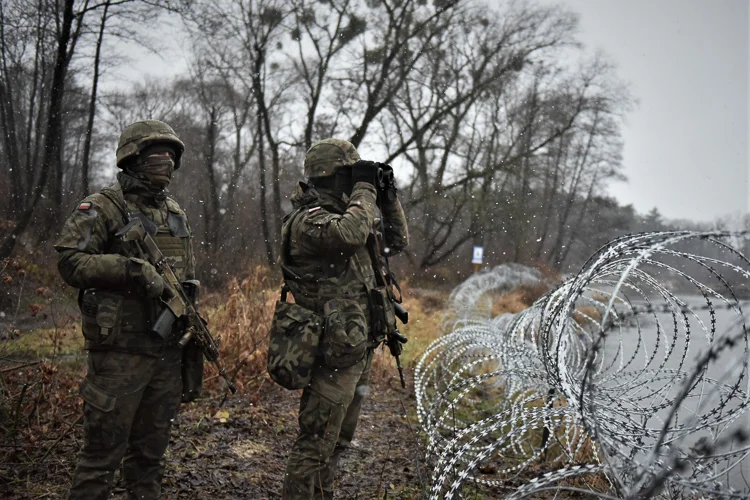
left=1, top=256, right=613, bottom=499
left=491, top=283, right=551, bottom=316
left=572, top=305, right=604, bottom=326
left=0, top=269, right=434, bottom=499
left=200, top=266, right=277, bottom=394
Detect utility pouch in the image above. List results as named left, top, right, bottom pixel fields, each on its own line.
left=79, top=290, right=123, bottom=346
left=181, top=337, right=204, bottom=402
left=369, top=287, right=396, bottom=344
left=79, top=379, right=116, bottom=412
left=267, top=288, right=324, bottom=390
left=322, top=297, right=369, bottom=369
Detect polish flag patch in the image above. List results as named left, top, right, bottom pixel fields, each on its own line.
left=78, top=202, right=92, bottom=210
left=308, top=206, right=322, bottom=213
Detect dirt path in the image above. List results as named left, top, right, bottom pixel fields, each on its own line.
left=161, top=377, right=427, bottom=500
left=1, top=370, right=431, bottom=500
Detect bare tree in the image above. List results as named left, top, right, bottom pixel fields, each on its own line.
left=381, top=2, right=585, bottom=268
left=0, top=0, right=180, bottom=258
left=0, top=0, right=88, bottom=258
left=80, top=0, right=112, bottom=196
left=183, top=0, right=294, bottom=264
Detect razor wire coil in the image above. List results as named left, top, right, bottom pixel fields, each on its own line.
left=415, top=231, right=750, bottom=499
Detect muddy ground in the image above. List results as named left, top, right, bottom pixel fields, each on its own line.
left=2, top=367, right=499, bottom=500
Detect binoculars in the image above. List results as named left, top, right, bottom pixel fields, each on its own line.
left=374, top=165, right=396, bottom=201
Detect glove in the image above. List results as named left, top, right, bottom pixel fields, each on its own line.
left=127, top=257, right=174, bottom=300
left=351, top=160, right=381, bottom=187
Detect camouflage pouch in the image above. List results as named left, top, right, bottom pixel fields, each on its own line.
left=321, top=298, right=369, bottom=369
left=79, top=290, right=123, bottom=346
left=267, top=299, right=324, bottom=390
left=369, top=287, right=396, bottom=344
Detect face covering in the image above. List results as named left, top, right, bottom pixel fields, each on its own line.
left=131, top=144, right=176, bottom=190
left=310, top=171, right=354, bottom=197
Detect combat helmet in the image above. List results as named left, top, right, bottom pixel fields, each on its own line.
left=116, top=119, right=185, bottom=169
left=304, top=138, right=360, bottom=178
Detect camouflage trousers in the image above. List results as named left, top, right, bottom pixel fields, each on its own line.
left=282, top=349, right=373, bottom=500
left=68, top=347, right=182, bottom=500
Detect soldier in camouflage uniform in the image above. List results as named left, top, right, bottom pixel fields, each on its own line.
left=281, top=138, right=409, bottom=499
left=55, top=120, right=197, bottom=500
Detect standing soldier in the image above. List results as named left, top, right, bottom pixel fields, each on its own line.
left=55, top=120, right=202, bottom=500
left=280, top=138, right=409, bottom=499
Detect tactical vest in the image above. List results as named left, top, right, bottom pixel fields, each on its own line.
left=80, top=183, right=191, bottom=354
left=281, top=202, right=376, bottom=324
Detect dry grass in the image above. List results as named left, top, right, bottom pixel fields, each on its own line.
left=371, top=287, right=448, bottom=384
left=572, top=305, right=603, bottom=326
left=467, top=283, right=615, bottom=494
left=491, top=283, right=550, bottom=317
left=200, top=265, right=277, bottom=395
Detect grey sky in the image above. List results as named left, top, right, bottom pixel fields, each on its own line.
left=107, top=0, right=749, bottom=224
left=537, top=0, right=749, bottom=223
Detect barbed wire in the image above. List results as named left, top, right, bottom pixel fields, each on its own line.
left=414, top=231, right=750, bottom=498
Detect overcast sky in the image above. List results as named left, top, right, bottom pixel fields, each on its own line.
left=107, top=0, right=749, bottom=224
left=538, top=0, right=749, bottom=223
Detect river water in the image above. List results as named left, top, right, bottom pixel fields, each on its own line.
left=589, top=295, right=750, bottom=494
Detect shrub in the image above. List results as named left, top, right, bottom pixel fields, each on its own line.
left=200, top=265, right=277, bottom=395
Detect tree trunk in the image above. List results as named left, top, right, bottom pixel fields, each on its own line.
left=260, top=101, right=282, bottom=250
left=549, top=110, right=600, bottom=268
left=0, top=0, right=76, bottom=259
left=81, top=0, right=110, bottom=196
left=203, top=108, right=221, bottom=252
left=256, top=110, right=274, bottom=266
left=0, top=0, right=22, bottom=218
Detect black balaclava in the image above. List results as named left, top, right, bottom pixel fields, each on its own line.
left=127, top=143, right=177, bottom=191
left=309, top=170, right=353, bottom=198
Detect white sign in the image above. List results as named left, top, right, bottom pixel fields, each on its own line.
left=472, top=246, right=484, bottom=264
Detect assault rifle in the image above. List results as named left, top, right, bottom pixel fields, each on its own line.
left=369, top=166, right=409, bottom=388
left=116, top=216, right=237, bottom=394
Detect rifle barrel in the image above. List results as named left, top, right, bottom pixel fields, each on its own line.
left=396, top=356, right=406, bottom=389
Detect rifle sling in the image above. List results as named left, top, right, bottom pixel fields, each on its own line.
left=365, top=232, right=403, bottom=303
left=279, top=207, right=306, bottom=302
left=366, top=234, right=389, bottom=288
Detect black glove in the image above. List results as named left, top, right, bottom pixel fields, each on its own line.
left=127, top=257, right=174, bottom=300
left=351, top=160, right=381, bottom=187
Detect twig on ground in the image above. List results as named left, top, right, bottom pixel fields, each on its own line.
left=39, top=414, right=83, bottom=463
left=399, top=397, right=427, bottom=498
left=184, top=437, right=201, bottom=454
left=11, top=383, right=28, bottom=449
left=0, top=361, right=41, bottom=374
left=12, top=272, right=26, bottom=324
left=375, top=435, right=392, bottom=499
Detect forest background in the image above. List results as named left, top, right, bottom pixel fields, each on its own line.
left=4, top=0, right=737, bottom=286
left=0, top=1, right=748, bottom=497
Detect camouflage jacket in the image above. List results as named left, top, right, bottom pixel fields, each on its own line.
left=282, top=181, right=409, bottom=318
left=54, top=172, right=195, bottom=353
